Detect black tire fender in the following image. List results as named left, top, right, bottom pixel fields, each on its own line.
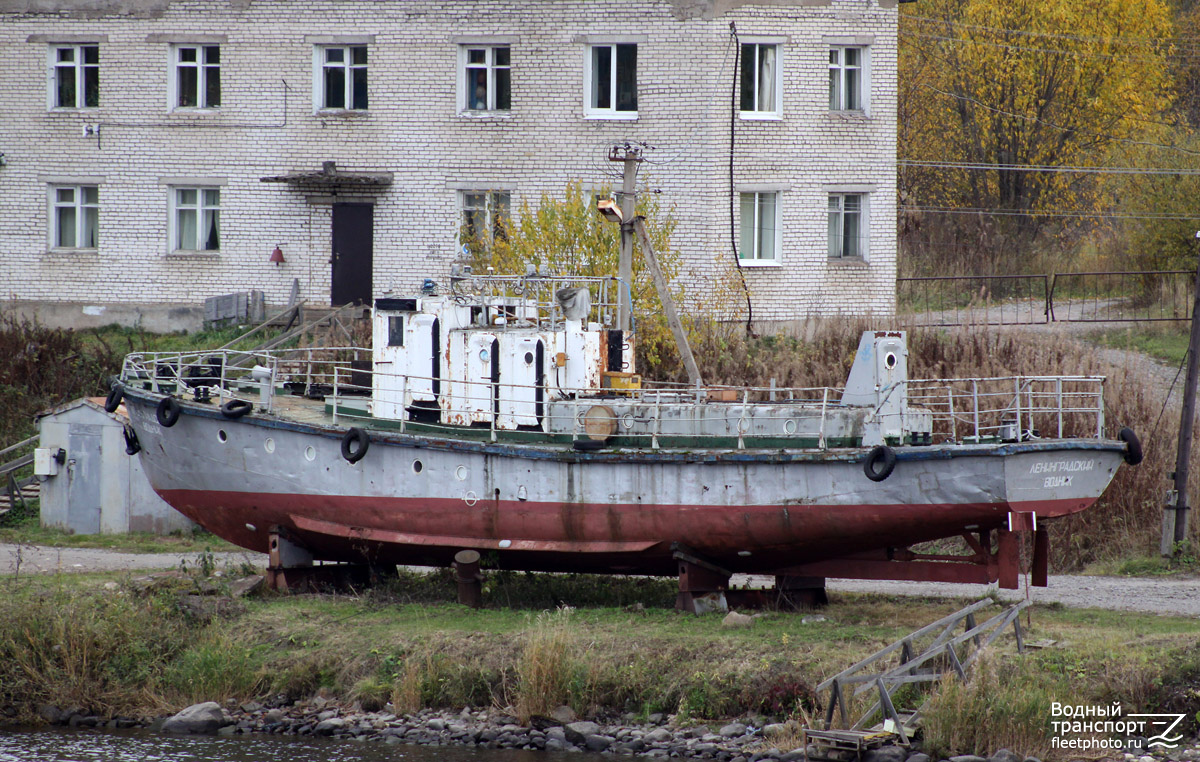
left=220, top=399, right=253, bottom=419
left=572, top=439, right=606, bottom=451
left=341, top=427, right=370, bottom=463
left=863, top=445, right=897, bottom=482
left=156, top=397, right=182, bottom=427
left=1119, top=427, right=1143, bottom=466
left=104, top=385, right=124, bottom=413
left=123, top=425, right=141, bottom=455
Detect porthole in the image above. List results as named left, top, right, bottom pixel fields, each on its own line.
left=304, top=445, right=316, bottom=461
left=783, top=419, right=797, bottom=435
left=217, top=429, right=228, bottom=443
left=455, top=465, right=468, bottom=481
left=412, top=460, right=423, bottom=474
left=524, top=352, right=534, bottom=364
left=885, top=352, right=898, bottom=370
left=264, top=438, right=275, bottom=453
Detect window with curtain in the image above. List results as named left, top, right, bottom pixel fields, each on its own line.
left=462, top=46, right=511, bottom=112
left=828, top=47, right=865, bottom=111
left=740, top=43, right=779, bottom=116
left=828, top=193, right=866, bottom=258
left=738, top=191, right=778, bottom=262
left=173, top=187, right=220, bottom=251
left=174, top=44, right=220, bottom=109
left=51, top=185, right=99, bottom=249
left=52, top=45, right=99, bottom=109
left=461, top=191, right=511, bottom=250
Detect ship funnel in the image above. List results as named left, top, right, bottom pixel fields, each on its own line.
left=842, top=332, right=909, bottom=446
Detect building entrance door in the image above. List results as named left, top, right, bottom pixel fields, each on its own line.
left=331, top=203, right=373, bottom=306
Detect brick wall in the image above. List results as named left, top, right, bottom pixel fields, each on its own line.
left=0, top=0, right=897, bottom=322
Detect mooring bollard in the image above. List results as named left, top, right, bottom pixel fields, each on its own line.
left=453, top=549, right=482, bottom=608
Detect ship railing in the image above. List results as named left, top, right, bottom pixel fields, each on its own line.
left=906, top=375, right=1106, bottom=443
left=118, top=346, right=370, bottom=400
left=119, top=350, right=1109, bottom=447
left=448, top=274, right=631, bottom=331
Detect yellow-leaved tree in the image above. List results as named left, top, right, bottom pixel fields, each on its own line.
left=461, top=181, right=689, bottom=375
left=900, top=0, right=1176, bottom=275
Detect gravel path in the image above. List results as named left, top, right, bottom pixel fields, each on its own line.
left=825, top=575, right=1200, bottom=617
left=4, top=543, right=1196, bottom=617
left=0, top=543, right=265, bottom=576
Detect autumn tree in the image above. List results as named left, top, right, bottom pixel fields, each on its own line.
left=899, top=0, right=1176, bottom=275
left=461, top=180, right=692, bottom=373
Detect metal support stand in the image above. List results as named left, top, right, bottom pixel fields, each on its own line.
left=453, top=549, right=483, bottom=608
left=776, top=574, right=828, bottom=608
left=673, top=545, right=731, bottom=614
left=265, top=528, right=379, bottom=593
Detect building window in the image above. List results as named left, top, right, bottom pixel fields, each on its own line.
left=51, top=186, right=98, bottom=249
left=52, top=45, right=99, bottom=109
left=829, top=47, right=865, bottom=111
left=740, top=43, right=779, bottom=117
left=462, top=46, right=510, bottom=112
left=586, top=43, right=637, bottom=118
left=172, top=187, right=220, bottom=252
left=174, top=45, right=220, bottom=109
left=738, top=192, right=778, bottom=262
left=318, top=46, right=368, bottom=110
left=828, top=193, right=866, bottom=258
left=460, top=191, right=511, bottom=249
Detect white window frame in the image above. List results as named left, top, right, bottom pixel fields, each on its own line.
left=170, top=44, right=220, bottom=110
left=584, top=43, right=638, bottom=120
left=48, top=185, right=99, bottom=250
left=458, top=45, right=511, bottom=114
left=169, top=186, right=221, bottom=253
left=48, top=44, right=99, bottom=110
left=313, top=45, right=368, bottom=111
left=829, top=46, right=869, bottom=113
left=739, top=42, right=782, bottom=120
left=828, top=192, right=869, bottom=260
left=459, top=190, right=512, bottom=248
left=737, top=191, right=781, bottom=266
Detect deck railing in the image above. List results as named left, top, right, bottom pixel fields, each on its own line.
left=120, top=349, right=1108, bottom=448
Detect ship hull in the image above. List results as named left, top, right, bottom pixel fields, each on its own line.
left=122, top=388, right=1126, bottom=576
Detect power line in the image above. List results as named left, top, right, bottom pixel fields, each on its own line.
left=902, top=205, right=1200, bottom=221
left=901, top=160, right=1200, bottom=175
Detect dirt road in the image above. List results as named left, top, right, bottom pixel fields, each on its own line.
left=3, top=543, right=1197, bottom=617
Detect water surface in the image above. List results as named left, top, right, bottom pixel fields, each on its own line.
left=0, top=728, right=607, bottom=762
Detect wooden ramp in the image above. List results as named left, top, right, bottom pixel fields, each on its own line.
left=806, top=598, right=1028, bottom=756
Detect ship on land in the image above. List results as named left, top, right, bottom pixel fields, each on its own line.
left=110, top=271, right=1141, bottom=610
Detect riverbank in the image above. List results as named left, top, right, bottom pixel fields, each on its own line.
left=2, top=567, right=1198, bottom=761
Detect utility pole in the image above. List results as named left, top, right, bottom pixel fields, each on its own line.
left=609, top=143, right=641, bottom=333
left=1167, top=230, right=1200, bottom=555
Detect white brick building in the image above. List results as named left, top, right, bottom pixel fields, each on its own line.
left=0, top=0, right=898, bottom=330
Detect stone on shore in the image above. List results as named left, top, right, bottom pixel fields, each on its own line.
left=722, top=611, right=755, bottom=628
left=720, top=722, right=748, bottom=738
left=550, top=705, right=577, bottom=724
left=564, top=720, right=600, bottom=744
left=161, top=702, right=227, bottom=734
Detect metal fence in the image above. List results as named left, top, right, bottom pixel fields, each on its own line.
left=899, top=270, right=1195, bottom=327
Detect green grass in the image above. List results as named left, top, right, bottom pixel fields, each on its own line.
left=1087, top=325, right=1190, bottom=366
left=1, top=568, right=1198, bottom=761
left=1081, top=553, right=1200, bottom=577
left=0, top=519, right=241, bottom=554
left=83, top=322, right=288, bottom=357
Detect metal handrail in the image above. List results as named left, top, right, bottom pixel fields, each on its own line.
left=119, top=349, right=1110, bottom=446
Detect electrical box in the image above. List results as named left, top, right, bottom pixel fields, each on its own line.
left=34, top=447, right=61, bottom=477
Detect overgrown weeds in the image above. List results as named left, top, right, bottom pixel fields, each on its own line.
left=515, top=607, right=581, bottom=722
